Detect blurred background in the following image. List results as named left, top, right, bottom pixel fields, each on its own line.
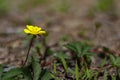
left=0, top=0, right=120, bottom=66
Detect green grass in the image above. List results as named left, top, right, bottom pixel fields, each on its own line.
left=87, top=0, right=117, bottom=18
left=56, top=0, right=70, bottom=13
left=19, top=0, right=49, bottom=11
left=0, top=0, right=11, bottom=17
left=95, top=0, right=115, bottom=12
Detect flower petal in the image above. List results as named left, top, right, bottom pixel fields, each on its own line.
left=24, top=29, right=31, bottom=34
left=26, top=25, right=34, bottom=31
left=39, top=31, right=46, bottom=34
left=35, top=26, right=41, bottom=31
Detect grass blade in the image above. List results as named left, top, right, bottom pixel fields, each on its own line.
left=75, top=61, right=79, bottom=80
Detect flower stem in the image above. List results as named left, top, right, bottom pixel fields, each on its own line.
left=23, top=35, right=36, bottom=67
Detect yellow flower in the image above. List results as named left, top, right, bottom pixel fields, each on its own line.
left=24, top=25, right=46, bottom=35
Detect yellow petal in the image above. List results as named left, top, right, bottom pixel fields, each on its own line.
left=24, top=29, right=31, bottom=34
left=39, top=31, right=46, bottom=34
left=26, top=25, right=34, bottom=31
left=35, top=26, right=41, bottom=31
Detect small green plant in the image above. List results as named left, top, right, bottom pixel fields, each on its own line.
left=78, top=30, right=88, bottom=38
left=109, top=55, right=120, bottom=78
left=64, top=41, right=94, bottom=67
left=0, top=0, right=10, bottom=17
left=65, top=41, right=94, bottom=57
left=19, top=0, right=49, bottom=11
left=109, top=55, right=120, bottom=67
left=55, top=0, right=70, bottom=13
left=87, top=0, right=117, bottom=18
left=60, top=34, right=69, bottom=42
left=81, top=68, right=94, bottom=80
left=95, top=0, right=115, bottom=12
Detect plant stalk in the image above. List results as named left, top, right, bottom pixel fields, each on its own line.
left=23, top=35, right=35, bottom=67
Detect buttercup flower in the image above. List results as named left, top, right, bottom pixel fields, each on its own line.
left=24, top=25, right=46, bottom=35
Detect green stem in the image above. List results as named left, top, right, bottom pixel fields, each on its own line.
left=23, top=35, right=35, bottom=67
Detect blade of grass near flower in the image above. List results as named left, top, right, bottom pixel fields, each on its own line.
left=55, top=52, right=68, bottom=71
left=60, top=57, right=68, bottom=71
left=51, top=74, right=60, bottom=80
left=103, top=71, right=107, bottom=80
left=75, top=61, right=79, bottom=80
left=111, top=75, right=116, bottom=80
left=53, top=61, right=57, bottom=74
left=94, top=72, right=98, bottom=80
left=86, top=69, right=91, bottom=80
left=100, top=58, right=107, bottom=67
left=68, top=68, right=75, bottom=75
